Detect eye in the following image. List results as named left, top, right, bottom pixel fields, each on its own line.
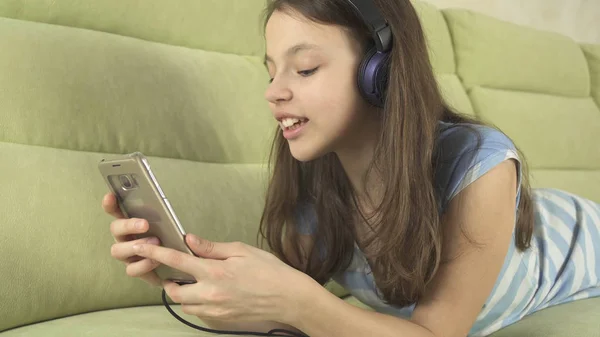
left=298, top=67, right=319, bottom=77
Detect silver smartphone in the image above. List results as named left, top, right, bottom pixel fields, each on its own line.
left=98, top=152, right=196, bottom=284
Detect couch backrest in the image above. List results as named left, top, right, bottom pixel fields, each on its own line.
left=0, top=0, right=274, bottom=164
left=0, top=0, right=598, bottom=332
left=412, top=2, right=600, bottom=203
left=1, top=0, right=598, bottom=195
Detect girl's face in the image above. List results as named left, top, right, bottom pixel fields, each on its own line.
left=264, top=9, right=378, bottom=162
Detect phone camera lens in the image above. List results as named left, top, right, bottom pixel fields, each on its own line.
left=119, top=175, right=133, bottom=189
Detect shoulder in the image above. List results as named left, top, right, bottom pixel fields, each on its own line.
left=435, top=121, right=517, bottom=156
left=411, top=125, right=523, bottom=337
left=412, top=156, right=521, bottom=337
left=434, top=121, right=522, bottom=213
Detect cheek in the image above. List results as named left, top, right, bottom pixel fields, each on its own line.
left=320, top=80, right=362, bottom=134
left=305, top=72, right=360, bottom=121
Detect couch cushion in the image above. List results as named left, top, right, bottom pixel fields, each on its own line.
left=2, top=297, right=600, bottom=336
left=437, top=73, right=475, bottom=115
left=443, top=9, right=590, bottom=98
left=488, top=297, right=600, bottom=337
left=0, top=142, right=266, bottom=331
left=528, top=170, right=600, bottom=204
left=442, top=8, right=600, bottom=204
left=0, top=17, right=273, bottom=164
left=412, top=0, right=455, bottom=75
left=1, top=306, right=211, bottom=337
left=469, top=87, right=600, bottom=170
left=413, top=1, right=474, bottom=115
left=0, top=0, right=268, bottom=56
left=582, top=44, right=600, bottom=106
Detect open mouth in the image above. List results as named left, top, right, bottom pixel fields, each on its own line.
left=280, top=117, right=309, bottom=131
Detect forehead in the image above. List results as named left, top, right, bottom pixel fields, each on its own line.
left=265, top=9, right=357, bottom=58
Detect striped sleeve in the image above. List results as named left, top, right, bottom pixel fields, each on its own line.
left=435, top=124, right=523, bottom=213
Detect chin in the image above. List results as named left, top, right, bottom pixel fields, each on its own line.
left=288, top=140, right=329, bottom=162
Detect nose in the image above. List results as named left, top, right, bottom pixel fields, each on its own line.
left=264, top=77, right=292, bottom=104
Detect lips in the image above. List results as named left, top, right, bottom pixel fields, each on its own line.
left=281, top=118, right=308, bottom=140
left=279, top=117, right=309, bottom=129
left=274, top=112, right=309, bottom=140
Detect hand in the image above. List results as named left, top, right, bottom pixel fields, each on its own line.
left=102, top=193, right=162, bottom=287
left=131, top=233, right=311, bottom=324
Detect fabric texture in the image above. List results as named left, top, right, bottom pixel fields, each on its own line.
left=443, top=9, right=590, bottom=97
left=0, top=0, right=268, bottom=56
left=297, top=122, right=600, bottom=336
left=0, top=16, right=273, bottom=164
left=3, top=298, right=599, bottom=337
left=583, top=44, right=600, bottom=106
left=0, top=142, right=272, bottom=331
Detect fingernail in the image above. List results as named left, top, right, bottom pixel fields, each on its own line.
left=135, top=220, right=144, bottom=230
left=147, top=237, right=159, bottom=245
left=189, top=234, right=200, bottom=245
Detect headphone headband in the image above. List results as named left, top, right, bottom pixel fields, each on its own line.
left=345, top=0, right=392, bottom=52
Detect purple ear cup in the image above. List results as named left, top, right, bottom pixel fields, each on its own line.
left=345, top=0, right=393, bottom=108
left=357, top=46, right=391, bottom=108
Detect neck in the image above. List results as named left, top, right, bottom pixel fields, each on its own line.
left=335, top=117, right=382, bottom=211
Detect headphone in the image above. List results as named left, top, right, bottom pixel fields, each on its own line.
left=345, top=0, right=393, bottom=108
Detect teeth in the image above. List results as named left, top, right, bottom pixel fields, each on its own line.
left=281, top=118, right=300, bottom=128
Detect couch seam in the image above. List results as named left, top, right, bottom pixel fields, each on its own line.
left=0, top=140, right=269, bottom=166
left=471, top=85, right=595, bottom=99
left=440, top=9, right=476, bottom=117
left=580, top=45, right=600, bottom=110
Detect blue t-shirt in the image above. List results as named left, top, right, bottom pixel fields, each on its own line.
left=294, top=121, right=600, bottom=336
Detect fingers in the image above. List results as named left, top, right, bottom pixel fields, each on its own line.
left=162, top=281, right=207, bottom=306
left=180, top=304, right=204, bottom=316
left=104, top=193, right=164, bottom=288
left=132, top=243, right=201, bottom=278
left=179, top=303, right=243, bottom=321
left=141, top=272, right=163, bottom=288
left=111, top=236, right=160, bottom=261
left=102, top=193, right=125, bottom=219
left=110, top=218, right=149, bottom=243
left=123, top=260, right=162, bottom=288
left=125, top=257, right=161, bottom=278
left=113, top=237, right=162, bottom=286
left=185, top=233, right=245, bottom=260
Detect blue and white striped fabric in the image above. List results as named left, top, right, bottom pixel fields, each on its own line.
left=295, top=121, right=600, bottom=336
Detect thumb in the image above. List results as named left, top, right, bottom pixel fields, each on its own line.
left=186, top=234, right=231, bottom=260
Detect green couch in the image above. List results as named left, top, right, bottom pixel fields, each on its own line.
left=1, top=0, right=599, bottom=336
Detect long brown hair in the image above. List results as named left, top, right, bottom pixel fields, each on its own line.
left=257, top=0, right=534, bottom=307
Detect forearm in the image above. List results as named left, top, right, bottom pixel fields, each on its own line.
left=201, top=318, right=306, bottom=335
left=288, top=281, right=435, bottom=337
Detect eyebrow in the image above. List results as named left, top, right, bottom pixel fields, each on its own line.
left=264, top=43, right=321, bottom=65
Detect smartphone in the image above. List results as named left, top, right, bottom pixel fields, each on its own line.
left=98, top=152, right=196, bottom=284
